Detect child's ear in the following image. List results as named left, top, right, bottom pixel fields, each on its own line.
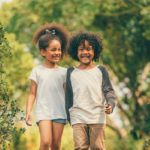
left=40, top=49, right=46, bottom=57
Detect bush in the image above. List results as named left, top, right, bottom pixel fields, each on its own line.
left=0, top=23, right=25, bottom=149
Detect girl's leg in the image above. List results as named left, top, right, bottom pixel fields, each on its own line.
left=51, top=122, right=64, bottom=150
left=38, top=120, right=52, bottom=150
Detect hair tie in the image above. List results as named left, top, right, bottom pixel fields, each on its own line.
left=51, top=29, right=56, bottom=35
left=45, top=29, right=51, bottom=34
left=45, top=29, right=56, bottom=35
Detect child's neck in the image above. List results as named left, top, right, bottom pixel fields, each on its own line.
left=43, top=61, right=58, bottom=68
left=78, top=62, right=95, bottom=70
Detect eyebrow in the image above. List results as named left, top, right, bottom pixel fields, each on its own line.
left=78, top=45, right=93, bottom=48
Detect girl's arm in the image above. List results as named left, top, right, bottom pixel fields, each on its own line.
left=26, top=80, right=37, bottom=126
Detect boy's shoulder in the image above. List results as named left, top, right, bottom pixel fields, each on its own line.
left=97, top=65, right=109, bottom=75
left=66, top=67, right=75, bottom=77
left=66, top=65, right=107, bottom=72
left=97, top=65, right=107, bottom=72
left=67, top=66, right=75, bottom=71
left=66, top=65, right=107, bottom=77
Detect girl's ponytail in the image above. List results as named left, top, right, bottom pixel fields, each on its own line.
left=33, top=23, right=69, bottom=54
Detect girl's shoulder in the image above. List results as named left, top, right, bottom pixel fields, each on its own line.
left=31, top=65, right=45, bottom=72
left=56, top=66, right=67, bottom=76
left=58, top=66, right=67, bottom=71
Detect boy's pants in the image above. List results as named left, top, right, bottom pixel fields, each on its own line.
left=72, top=123, right=105, bottom=150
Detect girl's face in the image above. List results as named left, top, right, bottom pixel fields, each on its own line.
left=77, top=40, right=94, bottom=65
left=41, top=39, right=62, bottom=64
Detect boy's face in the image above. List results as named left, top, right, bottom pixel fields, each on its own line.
left=77, top=40, right=94, bottom=65
left=40, top=39, right=62, bottom=64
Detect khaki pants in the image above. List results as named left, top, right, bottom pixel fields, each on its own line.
left=72, top=123, right=105, bottom=150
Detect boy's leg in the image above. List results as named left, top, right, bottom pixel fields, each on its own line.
left=89, top=124, right=105, bottom=150
left=38, top=120, right=52, bottom=150
left=72, top=123, right=89, bottom=150
left=51, top=121, right=65, bottom=150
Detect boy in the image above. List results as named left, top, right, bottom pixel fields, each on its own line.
left=65, top=32, right=116, bottom=150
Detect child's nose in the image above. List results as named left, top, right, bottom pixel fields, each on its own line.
left=82, top=49, right=89, bottom=53
left=55, top=50, right=61, bottom=54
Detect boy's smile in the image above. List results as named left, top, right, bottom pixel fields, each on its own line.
left=77, top=40, right=94, bottom=66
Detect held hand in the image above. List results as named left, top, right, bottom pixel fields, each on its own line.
left=105, top=104, right=113, bottom=114
left=25, top=113, right=32, bottom=126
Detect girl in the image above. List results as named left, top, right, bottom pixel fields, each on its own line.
left=26, top=23, right=69, bottom=150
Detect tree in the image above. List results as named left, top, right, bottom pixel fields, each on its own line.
left=0, top=0, right=101, bottom=57
left=92, top=0, right=150, bottom=140
left=0, top=0, right=150, bottom=149
left=0, top=23, right=25, bottom=149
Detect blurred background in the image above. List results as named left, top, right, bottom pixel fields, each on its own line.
left=0, top=0, right=150, bottom=149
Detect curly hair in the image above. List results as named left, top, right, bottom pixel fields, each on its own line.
left=69, top=31, right=103, bottom=61
left=33, top=23, right=69, bottom=56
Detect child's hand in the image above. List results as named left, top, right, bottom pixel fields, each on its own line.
left=105, top=104, right=113, bottom=114
left=25, top=113, right=32, bottom=126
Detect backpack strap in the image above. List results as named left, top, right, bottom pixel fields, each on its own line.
left=98, top=66, right=116, bottom=109
left=65, top=67, right=74, bottom=123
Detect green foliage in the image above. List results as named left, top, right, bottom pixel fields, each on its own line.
left=143, top=138, right=150, bottom=150
left=62, top=125, right=74, bottom=150
left=0, top=0, right=150, bottom=149
left=93, top=0, right=150, bottom=138
left=12, top=128, right=27, bottom=150
left=0, top=23, right=25, bottom=149
left=105, top=127, right=142, bottom=150
left=0, top=0, right=101, bottom=57
left=4, top=33, right=34, bottom=102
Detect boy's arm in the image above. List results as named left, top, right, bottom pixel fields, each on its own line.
left=100, top=66, right=117, bottom=111
left=65, top=67, right=74, bottom=123
left=26, top=80, right=37, bottom=126
left=65, top=83, right=72, bottom=123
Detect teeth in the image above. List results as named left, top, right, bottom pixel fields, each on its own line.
left=81, top=56, right=90, bottom=58
left=52, top=55, right=60, bottom=57
left=81, top=55, right=89, bottom=57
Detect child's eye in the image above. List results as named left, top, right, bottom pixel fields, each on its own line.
left=50, top=48, right=55, bottom=51
left=48, top=48, right=61, bottom=51
left=78, top=47, right=93, bottom=51
left=78, top=47, right=84, bottom=50
left=58, top=48, right=61, bottom=51
left=87, top=47, right=93, bottom=51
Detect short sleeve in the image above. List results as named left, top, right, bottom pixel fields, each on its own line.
left=29, top=68, right=38, bottom=84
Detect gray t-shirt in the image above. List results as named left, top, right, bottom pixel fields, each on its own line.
left=29, top=65, right=67, bottom=122
left=69, top=67, right=106, bottom=125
